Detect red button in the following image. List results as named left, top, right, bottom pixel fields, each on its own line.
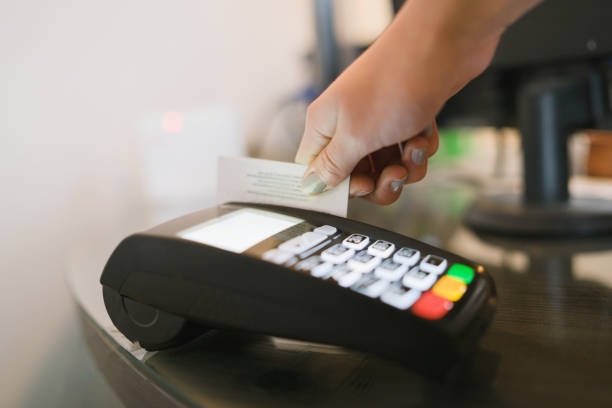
left=411, top=291, right=453, bottom=320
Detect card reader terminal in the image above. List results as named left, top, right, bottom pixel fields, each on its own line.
left=101, top=203, right=496, bottom=377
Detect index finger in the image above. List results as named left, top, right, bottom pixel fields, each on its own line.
left=294, top=100, right=338, bottom=165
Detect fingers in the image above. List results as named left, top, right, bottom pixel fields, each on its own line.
left=349, top=173, right=375, bottom=198
left=400, top=135, right=429, bottom=184
left=297, top=99, right=370, bottom=195
left=362, top=164, right=408, bottom=205
left=294, top=100, right=338, bottom=166
left=301, top=134, right=367, bottom=194
left=354, top=130, right=431, bottom=205
left=425, top=121, right=439, bottom=157
left=298, top=111, right=438, bottom=197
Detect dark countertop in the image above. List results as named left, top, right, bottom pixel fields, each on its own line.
left=73, top=174, right=612, bottom=407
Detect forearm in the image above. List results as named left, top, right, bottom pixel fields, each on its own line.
left=413, top=0, right=544, bottom=45
left=364, top=0, right=543, bottom=118
left=296, top=0, right=543, bottom=200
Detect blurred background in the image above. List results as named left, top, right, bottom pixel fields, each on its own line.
left=2, top=0, right=612, bottom=407
left=0, top=1, right=395, bottom=406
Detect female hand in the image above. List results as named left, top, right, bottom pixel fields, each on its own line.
left=295, top=0, right=541, bottom=205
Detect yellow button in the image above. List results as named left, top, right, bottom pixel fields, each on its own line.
left=432, top=276, right=467, bottom=301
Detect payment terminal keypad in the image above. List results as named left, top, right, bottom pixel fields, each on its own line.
left=420, top=254, right=448, bottom=275
left=296, top=255, right=325, bottom=272
left=374, top=259, right=408, bottom=281
left=279, top=231, right=327, bottom=254
left=262, top=248, right=294, bottom=264
left=402, top=267, right=437, bottom=291
left=393, top=247, right=420, bottom=266
left=342, top=234, right=370, bottom=250
left=261, top=224, right=477, bottom=320
left=347, top=250, right=381, bottom=272
left=314, top=225, right=337, bottom=236
left=332, top=264, right=362, bottom=287
left=367, top=240, right=395, bottom=258
left=321, top=244, right=354, bottom=264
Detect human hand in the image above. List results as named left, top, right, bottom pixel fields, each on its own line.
left=296, top=84, right=439, bottom=205
left=295, top=0, right=542, bottom=205
left=295, top=31, right=441, bottom=205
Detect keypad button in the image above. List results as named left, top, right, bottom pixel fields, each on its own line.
left=342, top=234, right=370, bottom=250
left=332, top=263, right=352, bottom=275
left=332, top=264, right=362, bottom=287
left=367, top=240, right=395, bottom=258
left=402, top=266, right=437, bottom=291
left=419, top=254, right=448, bottom=275
left=262, top=248, right=294, bottom=264
left=381, top=285, right=422, bottom=310
left=432, top=276, right=467, bottom=301
left=375, top=259, right=408, bottom=281
left=393, top=247, right=420, bottom=266
left=279, top=231, right=327, bottom=254
left=352, top=275, right=390, bottom=298
left=411, top=291, right=453, bottom=320
left=321, top=244, right=355, bottom=264
left=311, top=262, right=334, bottom=278
left=447, top=263, right=475, bottom=284
left=314, top=225, right=337, bottom=236
left=296, top=256, right=324, bottom=271
left=348, top=250, right=381, bottom=273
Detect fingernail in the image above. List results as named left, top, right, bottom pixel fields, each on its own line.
left=391, top=179, right=405, bottom=193
left=301, top=173, right=327, bottom=195
left=412, top=148, right=426, bottom=165
left=354, top=190, right=371, bottom=197
left=424, top=122, right=434, bottom=136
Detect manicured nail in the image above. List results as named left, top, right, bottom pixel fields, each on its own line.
left=424, top=122, right=434, bottom=136
left=412, top=148, right=426, bottom=165
left=354, top=190, right=371, bottom=197
left=391, top=179, right=405, bottom=193
left=301, top=173, right=327, bottom=195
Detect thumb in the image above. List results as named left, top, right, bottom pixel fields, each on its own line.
left=295, top=97, right=367, bottom=195
left=300, top=134, right=366, bottom=195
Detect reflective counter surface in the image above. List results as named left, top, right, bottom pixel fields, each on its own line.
left=70, top=173, right=612, bottom=407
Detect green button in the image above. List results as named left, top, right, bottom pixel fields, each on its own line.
left=447, top=264, right=474, bottom=284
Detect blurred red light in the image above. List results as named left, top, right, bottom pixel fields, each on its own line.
left=162, top=111, right=184, bottom=134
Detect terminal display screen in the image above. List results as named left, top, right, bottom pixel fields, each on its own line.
left=178, top=208, right=302, bottom=253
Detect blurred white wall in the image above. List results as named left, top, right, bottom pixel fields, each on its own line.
left=0, top=1, right=314, bottom=406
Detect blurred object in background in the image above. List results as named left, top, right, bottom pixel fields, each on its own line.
left=257, top=0, right=393, bottom=162
left=0, top=1, right=313, bottom=407
left=333, top=0, right=392, bottom=47
left=587, top=130, right=612, bottom=178
left=259, top=100, right=307, bottom=161
left=139, top=107, right=245, bottom=224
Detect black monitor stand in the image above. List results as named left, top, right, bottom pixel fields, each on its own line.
left=465, top=68, right=612, bottom=237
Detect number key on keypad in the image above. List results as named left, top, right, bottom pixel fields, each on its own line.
left=348, top=250, right=381, bottom=273
left=393, top=247, right=420, bottom=266
left=419, top=254, right=447, bottom=275
left=375, top=259, right=408, bottom=281
left=332, top=264, right=362, bottom=287
left=402, top=266, right=437, bottom=291
left=342, top=234, right=370, bottom=250
left=311, top=262, right=334, bottom=278
left=380, top=285, right=422, bottom=310
left=352, top=275, right=390, bottom=298
left=367, top=240, right=395, bottom=258
left=321, top=244, right=355, bottom=264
